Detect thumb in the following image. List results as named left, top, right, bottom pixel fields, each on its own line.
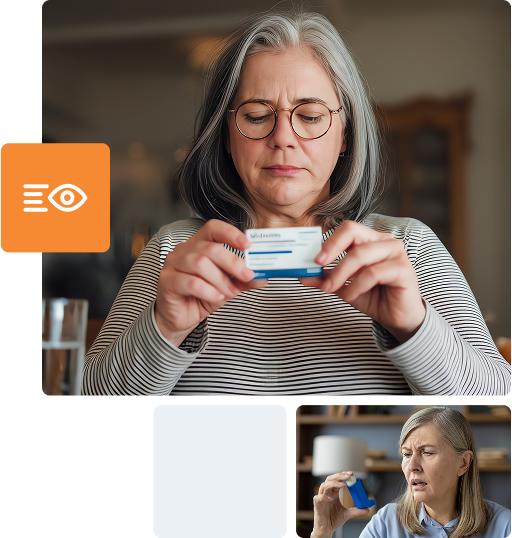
left=343, top=506, right=370, bottom=522
left=298, top=276, right=324, bottom=288
left=235, top=277, right=268, bottom=292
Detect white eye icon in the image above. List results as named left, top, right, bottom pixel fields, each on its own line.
left=48, top=184, right=88, bottom=212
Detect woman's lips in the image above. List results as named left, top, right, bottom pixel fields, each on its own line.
left=411, top=480, right=427, bottom=491
left=263, top=165, right=302, bottom=177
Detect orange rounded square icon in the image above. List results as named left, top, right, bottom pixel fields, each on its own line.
left=1, top=143, right=110, bottom=252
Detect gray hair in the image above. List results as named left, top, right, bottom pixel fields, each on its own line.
left=396, top=407, right=493, bottom=537
left=176, top=8, right=382, bottom=230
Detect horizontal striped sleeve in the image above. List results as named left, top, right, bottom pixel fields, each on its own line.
left=82, top=215, right=509, bottom=396
left=82, top=220, right=208, bottom=395
left=371, top=216, right=510, bottom=395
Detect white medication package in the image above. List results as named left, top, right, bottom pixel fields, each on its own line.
left=244, top=226, right=324, bottom=279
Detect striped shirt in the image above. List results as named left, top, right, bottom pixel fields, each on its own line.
left=82, top=214, right=510, bottom=395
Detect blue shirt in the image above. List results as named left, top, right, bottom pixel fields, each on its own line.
left=360, top=501, right=511, bottom=538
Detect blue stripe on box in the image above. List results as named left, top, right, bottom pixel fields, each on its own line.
left=248, top=251, right=292, bottom=255
left=251, top=267, right=323, bottom=279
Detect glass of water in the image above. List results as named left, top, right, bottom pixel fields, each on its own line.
left=42, top=298, right=88, bottom=395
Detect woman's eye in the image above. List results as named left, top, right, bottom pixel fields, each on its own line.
left=245, top=114, right=272, bottom=124
left=298, top=114, right=323, bottom=123
left=402, top=453, right=411, bottom=458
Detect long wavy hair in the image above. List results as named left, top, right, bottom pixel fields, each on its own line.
left=175, top=8, right=383, bottom=230
left=396, top=407, right=493, bottom=537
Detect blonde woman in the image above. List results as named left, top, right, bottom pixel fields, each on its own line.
left=312, top=407, right=511, bottom=537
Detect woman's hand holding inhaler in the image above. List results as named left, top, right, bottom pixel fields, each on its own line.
left=311, top=471, right=370, bottom=538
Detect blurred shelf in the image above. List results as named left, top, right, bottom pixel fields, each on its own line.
left=478, top=463, right=511, bottom=472
left=297, top=415, right=411, bottom=424
left=297, top=510, right=372, bottom=522
left=465, top=414, right=511, bottom=423
left=297, top=462, right=510, bottom=473
left=297, top=414, right=510, bottom=425
left=297, top=461, right=402, bottom=472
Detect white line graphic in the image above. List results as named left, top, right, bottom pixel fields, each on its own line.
left=24, top=184, right=48, bottom=211
left=23, top=183, right=88, bottom=213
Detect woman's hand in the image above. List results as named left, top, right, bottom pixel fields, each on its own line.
left=312, top=472, right=370, bottom=538
left=155, top=219, right=267, bottom=347
left=301, top=220, right=426, bottom=344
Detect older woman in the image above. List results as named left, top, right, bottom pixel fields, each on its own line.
left=82, top=10, right=510, bottom=395
left=312, top=407, right=511, bottom=537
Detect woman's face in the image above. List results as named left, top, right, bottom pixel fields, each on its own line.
left=401, top=425, right=472, bottom=511
left=226, top=47, right=346, bottom=223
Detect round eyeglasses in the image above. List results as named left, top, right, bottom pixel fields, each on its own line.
left=228, top=101, right=343, bottom=140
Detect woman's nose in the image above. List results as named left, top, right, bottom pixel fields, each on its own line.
left=408, top=453, right=422, bottom=471
left=267, top=110, right=298, bottom=149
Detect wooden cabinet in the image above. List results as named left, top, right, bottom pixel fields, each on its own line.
left=374, top=94, right=472, bottom=276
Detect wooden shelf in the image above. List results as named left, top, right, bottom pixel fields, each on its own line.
left=298, top=414, right=412, bottom=424
left=297, top=414, right=510, bottom=425
left=478, top=463, right=511, bottom=472
left=464, top=414, right=511, bottom=423
left=297, top=461, right=401, bottom=472
left=297, top=461, right=510, bottom=473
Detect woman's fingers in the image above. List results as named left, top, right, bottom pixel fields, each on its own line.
left=165, top=269, right=227, bottom=303
left=298, top=275, right=324, bottom=289
left=315, top=220, right=392, bottom=266
left=320, top=239, right=404, bottom=294
left=318, top=481, right=345, bottom=496
left=235, top=278, right=268, bottom=292
left=170, top=218, right=255, bottom=295
left=199, top=218, right=251, bottom=252
left=318, top=474, right=352, bottom=496
left=338, top=259, right=410, bottom=303
left=172, top=243, right=250, bottom=299
left=199, top=241, right=255, bottom=282
left=325, top=471, right=354, bottom=482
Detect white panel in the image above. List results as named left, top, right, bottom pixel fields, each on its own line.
left=154, top=405, right=286, bottom=538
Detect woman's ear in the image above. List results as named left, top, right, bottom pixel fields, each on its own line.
left=340, top=135, right=347, bottom=154
left=457, top=450, right=473, bottom=476
left=340, top=124, right=348, bottom=154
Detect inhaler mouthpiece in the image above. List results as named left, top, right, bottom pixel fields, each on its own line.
left=345, top=475, right=357, bottom=487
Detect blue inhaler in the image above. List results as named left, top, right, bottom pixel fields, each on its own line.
left=345, top=475, right=376, bottom=509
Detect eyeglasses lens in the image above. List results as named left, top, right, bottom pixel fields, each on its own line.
left=235, top=102, right=331, bottom=139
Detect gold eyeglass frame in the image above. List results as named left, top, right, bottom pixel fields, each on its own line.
left=228, top=100, right=343, bottom=140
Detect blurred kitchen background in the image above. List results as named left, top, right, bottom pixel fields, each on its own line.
left=42, top=0, right=510, bottom=351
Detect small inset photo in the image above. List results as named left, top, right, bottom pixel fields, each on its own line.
left=296, top=405, right=511, bottom=538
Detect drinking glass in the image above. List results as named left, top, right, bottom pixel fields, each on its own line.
left=42, top=298, right=88, bottom=395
